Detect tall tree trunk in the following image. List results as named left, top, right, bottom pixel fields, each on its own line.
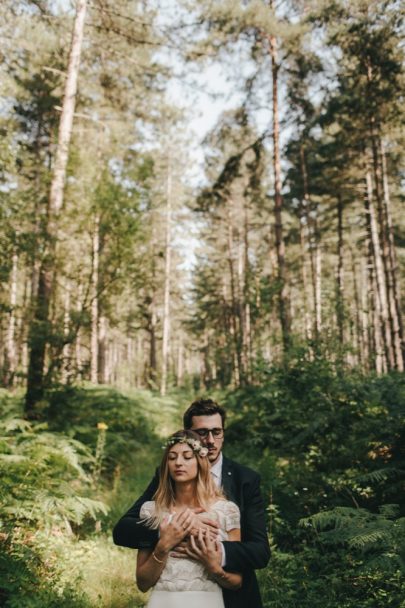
left=316, top=247, right=322, bottom=334
left=364, top=164, right=391, bottom=371
left=75, top=284, right=84, bottom=378
left=135, top=334, right=142, bottom=388
left=25, top=0, right=87, bottom=416
left=98, top=315, right=107, bottom=384
left=299, top=203, right=312, bottom=341
left=269, top=31, right=290, bottom=351
left=365, top=59, right=400, bottom=369
left=3, top=250, right=19, bottom=386
left=237, top=238, right=248, bottom=383
left=369, top=122, right=396, bottom=370
left=147, top=298, right=158, bottom=389
left=349, top=248, right=362, bottom=366
left=380, top=139, right=404, bottom=370
left=176, top=335, right=184, bottom=387
left=225, top=206, right=242, bottom=385
left=336, top=195, right=345, bottom=345
left=90, top=214, right=100, bottom=384
left=61, top=284, right=71, bottom=383
left=298, top=145, right=313, bottom=342
left=360, top=258, right=370, bottom=371
left=161, top=159, right=172, bottom=396
left=243, top=199, right=252, bottom=381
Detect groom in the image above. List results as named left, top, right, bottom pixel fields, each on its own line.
left=113, top=398, right=270, bottom=608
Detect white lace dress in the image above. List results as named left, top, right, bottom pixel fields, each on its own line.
left=139, top=499, right=240, bottom=608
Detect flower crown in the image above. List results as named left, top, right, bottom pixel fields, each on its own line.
left=164, top=436, right=209, bottom=457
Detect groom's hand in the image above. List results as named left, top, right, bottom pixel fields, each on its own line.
left=188, top=508, right=220, bottom=540
left=170, top=509, right=219, bottom=558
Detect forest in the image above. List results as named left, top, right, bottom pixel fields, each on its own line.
left=0, top=0, right=404, bottom=606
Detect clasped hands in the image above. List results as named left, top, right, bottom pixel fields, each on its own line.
left=158, top=507, right=222, bottom=572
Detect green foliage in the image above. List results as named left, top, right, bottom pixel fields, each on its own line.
left=0, top=386, right=162, bottom=607
left=258, top=543, right=405, bottom=608
left=223, top=356, right=405, bottom=607
left=0, top=417, right=107, bottom=533
left=0, top=404, right=109, bottom=606
left=45, top=385, right=159, bottom=477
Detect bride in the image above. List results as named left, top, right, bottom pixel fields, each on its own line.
left=136, top=429, right=242, bottom=608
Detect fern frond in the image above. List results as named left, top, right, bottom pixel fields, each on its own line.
left=357, top=468, right=403, bottom=484
left=0, top=418, right=32, bottom=433
left=0, top=453, right=29, bottom=463
left=348, top=527, right=390, bottom=549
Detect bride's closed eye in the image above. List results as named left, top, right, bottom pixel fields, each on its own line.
left=168, top=451, right=194, bottom=460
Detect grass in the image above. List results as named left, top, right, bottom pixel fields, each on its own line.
left=68, top=536, right=147, bottom=608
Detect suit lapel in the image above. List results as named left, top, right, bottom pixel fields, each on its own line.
left=221, top=456, right=237, bottom=503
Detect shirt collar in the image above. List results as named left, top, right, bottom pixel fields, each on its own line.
left=210, top=452, right=223, bottom=481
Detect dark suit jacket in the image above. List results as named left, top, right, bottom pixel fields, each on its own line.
left=113, top=455, right=270, bottom=608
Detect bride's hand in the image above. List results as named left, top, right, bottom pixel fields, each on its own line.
left=189, top=509, right=219, bottom=539
left=184, top=528, right=222, bottom=573
left=157, top=509, right=194, bottom=553
left=170, top=509, right=219, bottom=558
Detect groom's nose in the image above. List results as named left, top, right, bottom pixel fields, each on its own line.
left=204, top=430, right=216, bottom=443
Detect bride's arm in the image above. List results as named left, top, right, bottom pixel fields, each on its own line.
left=136, top=511, right=194, bottom=592
left=136, top=548, right=165, bottom=592
left=187, top=528, right=243, bottom=590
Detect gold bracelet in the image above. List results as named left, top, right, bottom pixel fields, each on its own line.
left=152, top=551, right=165, bottom=565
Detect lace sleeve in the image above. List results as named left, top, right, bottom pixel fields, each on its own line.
left=139, top=500, right=155, bottom=520
left=224, top=501, right=241, bottom=531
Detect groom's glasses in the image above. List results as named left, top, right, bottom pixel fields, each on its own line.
left=193, top=428, right=224, bottom=439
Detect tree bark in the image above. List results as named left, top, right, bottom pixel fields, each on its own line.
left=25, top=0, right=87, bottom=415
left=360, top=258, right=370, bottom=371
left=349, top=247, right=362, bottom=366
left=380, top=138, right=404, bottom=370
left=147, top=296, right=158, bottom=389
left=90, top=214, right=100, bottom=384
left=161, top=159, right=172, bottom=396
left=176, top=335, right=184, bottom=387
left=336, top=195, right=344, bottom=344
left=243, top=199, right=252, bottom=381
left=269, top=31, right=290, bottom=351
left=61, top=284, right=71, bottom=383
left=225, top=205, right=242, bottom=385
left=3, top=250, right=19, bottom=386
left=366, top=60, right=400, bottom=370
left=98, top=315, right=107, bottom=384
left=364, top=163, right=391, bottom=372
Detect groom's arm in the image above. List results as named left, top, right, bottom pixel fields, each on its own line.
left=222, top=474, right=270, bottom=571
left=112, top=470, right=159, bottom=549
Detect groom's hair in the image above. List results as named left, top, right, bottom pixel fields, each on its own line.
left=183, top=398, right=226, bottom=429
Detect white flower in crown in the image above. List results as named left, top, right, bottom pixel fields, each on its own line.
left=163, top=436, right=208, bottom=457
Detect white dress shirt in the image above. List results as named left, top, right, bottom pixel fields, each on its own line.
left=209, top=453, right=227, bottom=566
left=210, top=452, right=223, bottom=487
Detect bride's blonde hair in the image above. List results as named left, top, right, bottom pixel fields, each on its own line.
left=146, top=429, right=224, bottom=528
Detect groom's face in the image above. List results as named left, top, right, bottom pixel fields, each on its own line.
left=190, top=413, right=224, bottom=465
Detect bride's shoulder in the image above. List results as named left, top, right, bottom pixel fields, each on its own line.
left=139, top=500, right=156, bottom=518
left=210, top=499, right=240, bottom=530
left=211, top=498, right=239, bottom=514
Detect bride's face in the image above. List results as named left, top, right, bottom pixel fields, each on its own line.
left=167, top=443, right=198, bottom=483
